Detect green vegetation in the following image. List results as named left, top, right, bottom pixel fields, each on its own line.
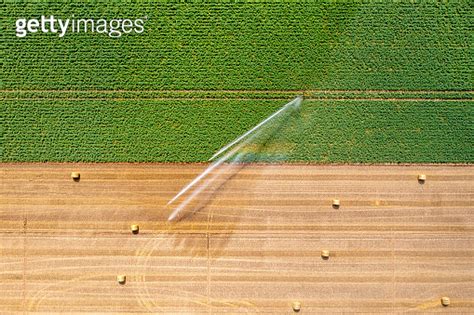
left=1, top=1, right=472, bottom=163
left=2, top=2, right=472, bottom=91
left=2, top=97, right=472, bottom=163
left=2, top=90, right=473, bottom=101
left=289, top=100, right=473, bottom=163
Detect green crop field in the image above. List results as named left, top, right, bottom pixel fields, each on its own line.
left=1, top=1, right=472, bottom=163
left=3, top=94, right=472, bottom=163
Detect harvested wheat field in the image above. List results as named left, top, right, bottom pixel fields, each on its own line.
left=1, top=163, right=473, bottom=313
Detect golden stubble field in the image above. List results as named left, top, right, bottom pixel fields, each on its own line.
left=1, top=163, right=473, bottom=313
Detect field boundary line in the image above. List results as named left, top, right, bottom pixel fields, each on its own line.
left=1, top=162, right=473, bottom=166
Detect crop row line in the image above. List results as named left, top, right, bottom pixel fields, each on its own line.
left=2, top=98, right=472, bottom=102
left=1, top=89, right=473, bottom=93
left=2, top=90, right=471, bottom=102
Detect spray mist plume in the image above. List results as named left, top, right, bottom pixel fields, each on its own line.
left=167, top=96, right=303, bottom=222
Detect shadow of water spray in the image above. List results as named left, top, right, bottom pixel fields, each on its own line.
left=166, top=96, right=303, bottom=222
